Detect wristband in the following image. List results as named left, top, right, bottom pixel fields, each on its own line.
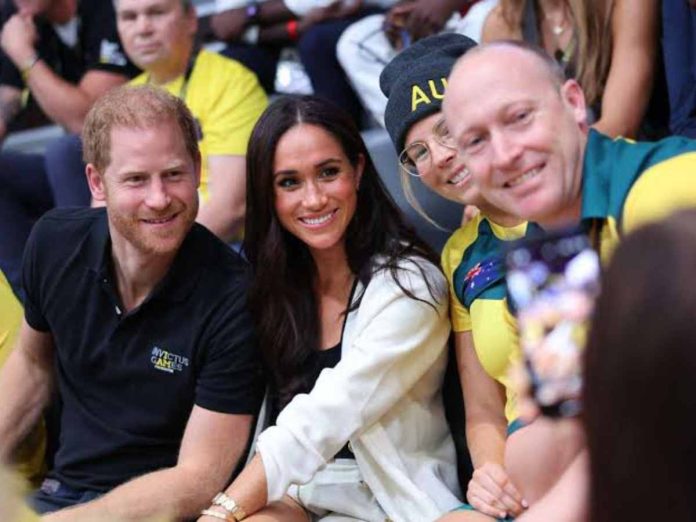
left=212, top=492, right=247, bottom=521
left=200, top=509, right=234, bottom=521
left=286, top=19, right=299, bottom=41
left=20, top=54, right=40, bottom=84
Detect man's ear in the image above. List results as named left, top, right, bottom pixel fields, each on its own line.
left=561, top=79, right=588, bottom=127
left=86, top=164, right=106, bottom=202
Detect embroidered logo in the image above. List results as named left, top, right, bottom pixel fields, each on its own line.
left=411, top=77, right=447, bottom=111
left=463, top=257, right=504, bottom=296
left=150, top=346, right=189, bottom=374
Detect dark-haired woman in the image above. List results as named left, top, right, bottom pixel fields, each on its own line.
left=198, top=95, right=461, bottom=522
left=518, top=209, right=696, bottom=521
left=583, top=209, right=696, bottom=521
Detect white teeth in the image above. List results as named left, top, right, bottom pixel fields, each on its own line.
left=301, top=211, right=334, bottom=225
left=507, top=167, right=540, bottom=188
left=448, top=169, right=470, bottom=185
left=145, top=216, right=173, bottom=224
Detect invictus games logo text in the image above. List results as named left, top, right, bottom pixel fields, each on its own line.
left=150, top=346, right=189, bottom=374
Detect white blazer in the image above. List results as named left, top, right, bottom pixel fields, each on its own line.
left=255, top=256, right=462, bottom=522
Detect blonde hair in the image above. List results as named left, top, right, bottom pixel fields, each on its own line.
left=398, top=166, right=449, bottom=231
left=497, top=0, right=614, bottom=107
left=82, top=85, right=200, bottom=173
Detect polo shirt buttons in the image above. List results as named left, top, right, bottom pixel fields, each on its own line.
left=115, top=305, right=122, bottom=316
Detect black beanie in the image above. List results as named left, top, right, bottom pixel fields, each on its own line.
left=380, top=33, right=477, bottom=153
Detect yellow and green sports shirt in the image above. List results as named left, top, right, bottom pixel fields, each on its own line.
left=130, top=49, right=268, bottom=202
left=441, top=214, right=530, bottom=422
left=581, top=129, right=696, bottom=263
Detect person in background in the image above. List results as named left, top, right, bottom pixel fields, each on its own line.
left=212, top=0, right=386, bottom=125
left=518, top=209, right=696, bottom=521
left=198, top=95, right=461, bottom=522
left=117, top=0, right=268, bottom=243
left=583, top=209, right=696, bottom=522
left=662, top=0, right=696, bottom=139
left=0, top=86, right=264, bottom=520
left=0, top=0, right=138, bottom=296
left=481, top=0, right=659, bottom=139
left=337, top=0, right=497, bottom=126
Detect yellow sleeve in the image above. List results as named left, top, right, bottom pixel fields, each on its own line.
left=623, top=152, right=696, bottom=233
left=0, top=270, right=22, bottom=368
left=0, top=271, right=46, bottom=488
left=441, top=228, right=473, bottom=333
left=198, top=53, right=268, bottom=157
left=0, top=467, right=39, bottom=521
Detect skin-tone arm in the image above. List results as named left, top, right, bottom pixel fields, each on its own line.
left=42, top=407, right=254, bottom=522
left=0, top=320, right=54, bottom=463
left=0, top=85, right=22, bottom=140
left=384, top=0, right=465, bottom=48
left=480, top=5, right=522, bottom=43
left=196, top=155, right=247, bottom=242
left=591, top=0, right=657, bottom=138
left=0, top=13, right=128, bottom=134
left=516, top=450, right=588, bottom=522
left=456, top=331, right=526, bottom=519
left=211, top=0, right=295, bottom=40
left=211, top=0, right=361, bottom=44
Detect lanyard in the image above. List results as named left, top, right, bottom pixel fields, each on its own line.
left=146, top=50, right=198, bottom=102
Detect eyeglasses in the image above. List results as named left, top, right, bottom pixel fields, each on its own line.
left=399, top=118, right=458, bottom=177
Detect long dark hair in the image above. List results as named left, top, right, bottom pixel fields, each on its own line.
left=243, top=95, right=440, bottom=409
left=584, top=209, right=696, bottom=521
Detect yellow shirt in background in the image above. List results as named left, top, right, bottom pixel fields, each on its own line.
left=130, top=49, right=268, bottom=202
left=0, top=270, right=46, bottom=487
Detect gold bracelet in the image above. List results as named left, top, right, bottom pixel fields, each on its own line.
left=212, top=492, right=248, bottom=521
left=200, top=508, right=234, bottom=521
left=20, top=55, right=40, bottom=84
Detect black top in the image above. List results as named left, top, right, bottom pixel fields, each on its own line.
left=0, top=0, right=139, bottom=126
left=297, top=280, right=359, bottom=460
left=22, top=208, right=265, bottom=491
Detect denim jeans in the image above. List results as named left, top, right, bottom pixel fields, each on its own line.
left=28, top=478, right=103, bottom=514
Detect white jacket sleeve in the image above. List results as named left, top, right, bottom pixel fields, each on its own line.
left=255, top=258, right=450, bottom=502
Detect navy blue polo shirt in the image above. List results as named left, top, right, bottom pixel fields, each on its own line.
left=22, top=208, right=264, bottom=492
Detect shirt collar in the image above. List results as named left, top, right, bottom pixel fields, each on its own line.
left=580, top=129, right=614, bottom=220
left=83, top=209, right=111, bottom=276
left=82, top=210, right=201, bottom=304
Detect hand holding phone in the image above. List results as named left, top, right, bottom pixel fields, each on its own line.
left=505, top=229, right=601, bottom=419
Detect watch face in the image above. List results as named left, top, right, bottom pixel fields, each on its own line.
left=246, top=3, right=260, bottom=19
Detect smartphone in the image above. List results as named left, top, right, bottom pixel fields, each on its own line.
left=505, top=228, right=601, bottom=418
